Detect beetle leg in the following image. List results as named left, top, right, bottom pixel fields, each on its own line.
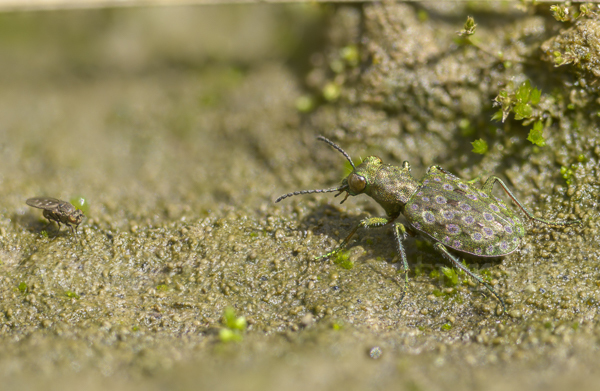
left=314, top=216, right=393, bottom=261
left=466, top=175, right=482, bottom=186
left=393, top=222, right=410, bottom=304
left=482, top=176, right=580, bottom=226
left=433, top=242, right=506, bottom=314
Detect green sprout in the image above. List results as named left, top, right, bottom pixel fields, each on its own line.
left=340, top=45, right=360, bottom=68
left=551, top=4, right=594, bottom=23
left=527, top=121, right=546, bottom=147
left=550, top=5, right=570, bottom=22
left=479, top=268, right=493, bottom=282
left=457, top=16, right=477, bottom=37
left=18, top=282, right=28, bottom=293
left=493, top=80, right=542, bottom=123
left=417, top=9, right=429, bottom=22
left=413, top=263, right=426, bottom=277
left=553, top=50, right=579, bottom=67
left=441, top=267, right=459, bottom=287
left=579, top=4, right=593, bottom=18
left=513, top=80, right=535, bottom=119
left=333, top=249, right=354, bottom=270
left=471, top=139, right=488, bottom=155
left=560, top=165, right=575, bottom=185
left=65, top=290, right=80, bottom=299
left=441, top=322, right=453, bottom=331
left=330, top=59, right=344, bottom=74
left=456, top=16, right=518, bottom=64
left=433, top=261, right=470, bottom=290
left=492, top=81, right=551, bottom=149
left=322, top=82, right=341, bottom=102
left=219, top=307, right=247, bottom=342
left=548, top=5, right=597, bottom=68
left=295, top=95, right=315, bottom=113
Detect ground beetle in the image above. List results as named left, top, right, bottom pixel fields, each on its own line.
left=276, top=136, right=581, bottom=313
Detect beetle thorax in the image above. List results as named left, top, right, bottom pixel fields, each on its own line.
left=346, top=157, right=418, bottom=217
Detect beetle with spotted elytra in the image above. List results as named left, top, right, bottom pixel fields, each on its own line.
left=276, top=136, right=581, bottom=313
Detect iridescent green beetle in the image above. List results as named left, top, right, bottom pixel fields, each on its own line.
left=276, top=136, right=581, bottom=313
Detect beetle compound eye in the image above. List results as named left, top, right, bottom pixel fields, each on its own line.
left=348, top=174, right=366, bottom=193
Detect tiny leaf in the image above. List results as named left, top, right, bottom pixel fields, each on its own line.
left=550, top=5, right=570, bottom=22
left=491, top=110, right=504, bottom=122
left=471, top=139, right=488, bottom=154
left=322, top=82, right=341, bottom=101
left=513, top=102, right=533, bottom=120
left=441, top=267, right=459, bottom=286
left=527, top=121, right=546, bottom=147
left=493, top=90, right=513, bottom=120
left=219, top=328, right=243, bottom=343
left=579, top=4, right=591, bottom=19
left=65, top=290, right=80, bottom=299
left=516, top=80, right=532, bottom=103
left=340, top=44, right=360, bottom=67
left=458, top=16, right=477, bottom=37
left=530, top=87, right=542, bottom=105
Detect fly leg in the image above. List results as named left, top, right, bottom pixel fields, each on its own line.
left=43, top=209, right=61, bottom=234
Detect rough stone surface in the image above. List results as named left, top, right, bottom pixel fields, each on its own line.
left=0, top=3, right=599, bottom=391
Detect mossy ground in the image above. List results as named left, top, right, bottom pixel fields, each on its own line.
left=0, top=3, right=599, bottom=390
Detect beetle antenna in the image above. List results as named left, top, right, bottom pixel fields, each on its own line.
left=317, top=136, right=356, bottom=170
left=275, top=185, right=348, bottom=203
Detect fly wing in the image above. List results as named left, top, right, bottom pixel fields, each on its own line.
left=57, top=200, right=77, bottom=214
left=26, top=197, right=62, bottom=211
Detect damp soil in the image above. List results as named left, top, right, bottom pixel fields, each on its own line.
left=0, top=3, right=600, bottom=391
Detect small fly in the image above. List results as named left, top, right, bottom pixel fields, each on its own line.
left=26, top=197, right=84, bottom=236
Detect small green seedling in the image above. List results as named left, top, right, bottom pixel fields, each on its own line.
left=219, top=307, right=247, bottom=342
left=276, top=137, right=581, bottom=313
left=65, top=290, right=80, bottom=299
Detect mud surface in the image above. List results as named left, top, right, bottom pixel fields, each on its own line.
left=0, top=3, right=599, bottom=390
